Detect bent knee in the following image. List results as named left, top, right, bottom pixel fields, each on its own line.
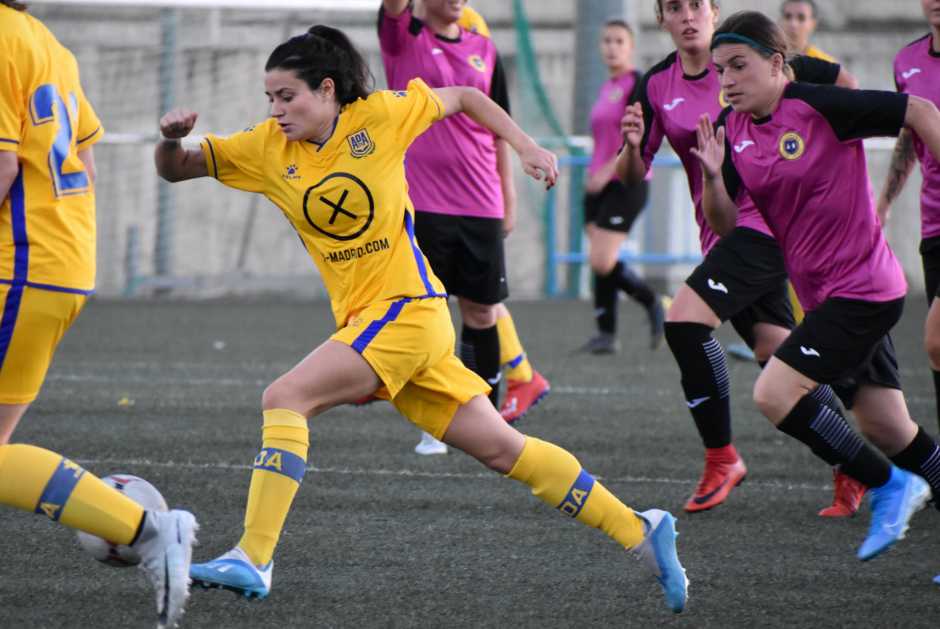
left=459, top=301, right=498, bottom=328
left=752, top=377, right=790, bottom=421
left=262, top=380, right=321, bottom=417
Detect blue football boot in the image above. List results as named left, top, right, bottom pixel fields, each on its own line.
left=857, top=466, right=930, bottom=561
left=634, top=509, right=689, bottom=613
left=190, top=546, right=272, bottom=600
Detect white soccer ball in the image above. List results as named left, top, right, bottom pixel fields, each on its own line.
left=75, top=474, right=168, bottom=568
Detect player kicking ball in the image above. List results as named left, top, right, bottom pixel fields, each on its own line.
left=155, top=24, right=688, bottom=613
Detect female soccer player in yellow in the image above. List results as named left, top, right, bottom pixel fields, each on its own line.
left=156, top=25, right=688, bottom=613
left=0, top=2, right=197, bottom=627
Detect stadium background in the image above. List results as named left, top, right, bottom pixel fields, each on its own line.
left=24, top=0, right=930, bottom=299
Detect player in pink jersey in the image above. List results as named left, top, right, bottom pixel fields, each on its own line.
left=695, top=9, right=940, bottom=564
left=878, top=0, right=940, bottom=439
left=616, top=0, right=860, bottom=516
left=578, top=18, right=667, bottom=356
left=379, top=0, right=550, bottom=440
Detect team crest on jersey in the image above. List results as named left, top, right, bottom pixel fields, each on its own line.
left=282, top=163, right=301, bottom=181
left=468, top=54, right=488, bottom=73
left=608, top=86, right=625, bottom=102
left=779, top=132, right=805, bottom=160
left=346, top=128, right=375, bottom=158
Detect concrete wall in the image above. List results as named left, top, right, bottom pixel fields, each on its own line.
left=25, top=1, right=934, bottom=297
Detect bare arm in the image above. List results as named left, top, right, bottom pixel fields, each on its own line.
left=154, top=109, right=209, bottom=182
left=689, top=114, right=738, bottom=236
left=0, top=151, right=17, bottom=204
left=615, top=103, right=649, bottom=184
left=381, top=0, right=409, bottom=17
left=435, top=86, right=558, bottom=188
left=78, top=147, right=96, bottom=184
left=496, top=138, right=517, bottom=235
left=835, top=67, right=859, bottom=89
left=876, top=128, right=917, bottom=226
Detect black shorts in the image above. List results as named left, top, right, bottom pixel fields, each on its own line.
left=920, top=235, right=940, bottom=303
left=583, top=179, right=649, bottom=233
left=413, top=211, right=508, bottom=305
left=775, top=297, right=904, bottom=409
left=686, top=227, right=795, bottom=348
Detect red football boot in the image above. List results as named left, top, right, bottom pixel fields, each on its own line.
left=684, top=445, right=748, bottom=513
left=818, top=466, right=867, bottom=517
left=499, top=370, right=550, bottom=424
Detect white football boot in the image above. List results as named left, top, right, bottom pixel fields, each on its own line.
left=132, top=509, right=199, bottom=628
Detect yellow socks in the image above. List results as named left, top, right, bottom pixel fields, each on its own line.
left=0, top=443, right=143, bottom=544
left=507, top=437, right=645, bottom=549
left=238, top=408, right=309, bottom=566
left=496, top=311, right=533, bottom=382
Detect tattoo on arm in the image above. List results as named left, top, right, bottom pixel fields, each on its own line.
left=882, top=129, right=917, bottom=206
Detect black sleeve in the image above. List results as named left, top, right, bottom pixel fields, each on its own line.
left=634, top=70, right=656, bottom=156
left=490, top=53, right=510, bottom=114
left=789, top=55, right=841, bottom=86
left=714, top=108, right=743, bottom=201
left=786, top=82, right=909, bottom=141
left=627, top=69, right=644, bottom=103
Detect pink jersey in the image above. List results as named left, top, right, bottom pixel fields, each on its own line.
left=717, top=83, right=909, bottom=311
left=637, top=52, right=841, bottom=254
left=589, top=71, right=647, bottom=182
left=894, top=34, right=940, bottom=239
left=378, top=6, right=506, bottom=219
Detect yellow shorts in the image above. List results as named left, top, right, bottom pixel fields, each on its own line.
left=331, top=297, right=490, bottom=439
left=0, top=285, right=86, bottom=404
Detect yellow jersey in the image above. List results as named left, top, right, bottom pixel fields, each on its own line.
left=201, top=78, right=447, bottom=328
left=458, top=5, right=491, bottom=38
left=804, top=45, right=836, bottom=63
left=0, top=7, right=102, bottom=293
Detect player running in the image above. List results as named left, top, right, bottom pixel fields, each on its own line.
left=155, top=25, right=688, bottom=612
left=616, top=0, right=861, bottom=516
left=874, top=0, right=940, bottom=585
left=578, top=17, right=667, bottom=355
left=0, top=2, right=197, bottom=627
left=697, top=9, right=940, bottom=563
left=379, top=0, right=550, bottom=431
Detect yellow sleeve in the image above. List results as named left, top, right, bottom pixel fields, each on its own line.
left=374, top=78, right=445, bottom=147
left=0, top=49, right=25, bottom=152
left=200, top=122, right=269, bottom=193
left=75, top=87, right=103, bottom=150
left=458, top=6, right=490, bottom=38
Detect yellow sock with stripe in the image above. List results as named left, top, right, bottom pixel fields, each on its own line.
left=238, top=408, right=309, bottom=566
left=497, top=312, right=533, bottom=382
left=0, top=444, right=143, bottom=544
left=507, top=436, right=645, bottom=549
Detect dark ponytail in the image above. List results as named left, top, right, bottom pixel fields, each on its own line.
left=1, top=1, right=28, bottom=11
left=265, top=25, right=373, bottom=106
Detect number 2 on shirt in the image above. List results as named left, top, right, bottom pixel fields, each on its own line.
left=29, top=84, right=90, bottom=197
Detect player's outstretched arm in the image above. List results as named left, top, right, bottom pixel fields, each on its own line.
left=690, top=114, right=738, bottom=236
left=435, top=86, right=558, bottom=189
left=155, top=108, right=209, bottom=182
left=0, top=151, right=17, bottom=206
left=381, top=0, right=409, bottom=17
left=615, top=103, right=648, bottom=184
left=876, top=128, right=916, bottom=226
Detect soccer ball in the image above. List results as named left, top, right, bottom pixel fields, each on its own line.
left=75, top=474, right=168, bottom=568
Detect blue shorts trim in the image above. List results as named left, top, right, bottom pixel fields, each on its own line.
left=351, top=298, right=411, bottom=353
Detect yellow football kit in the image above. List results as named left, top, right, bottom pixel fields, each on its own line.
left=203, top=77, right=653, bottom=571
left=201, top=78, right=489, bottom=435
left=0, top=6, right=142, bottom=549
left=0, top=9, right=101, bottom=402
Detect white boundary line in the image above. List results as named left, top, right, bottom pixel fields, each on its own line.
left=74, top=457, right=833, bottom=492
